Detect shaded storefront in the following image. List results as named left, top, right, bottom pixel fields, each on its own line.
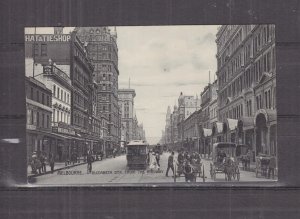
left=254, top=109, right=277, bottom=156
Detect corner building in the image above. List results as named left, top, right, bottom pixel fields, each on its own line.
left=75, top=27, right=120, bottom=154
left=216, top=25, right=276, bottom=161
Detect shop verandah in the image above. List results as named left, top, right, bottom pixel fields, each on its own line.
left=26, top=130, right=106, bottom=163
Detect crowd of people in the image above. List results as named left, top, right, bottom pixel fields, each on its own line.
left=30, top=152, right=55, bottom=174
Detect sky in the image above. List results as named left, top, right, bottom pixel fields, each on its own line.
left=116, top=26, right=219, bottom=144
left=25, top=26, right=219, bottom=145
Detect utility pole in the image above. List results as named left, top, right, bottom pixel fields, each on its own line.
left=33, top=26, right=36, bottom=78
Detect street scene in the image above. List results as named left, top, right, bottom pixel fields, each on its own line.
left=31, top=151, right=275, bottom=185
left=25, top=25, right=277, bottom=184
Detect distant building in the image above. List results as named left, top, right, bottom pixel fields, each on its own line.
left=118, top=88, right=136, bottom=142
left=177, top=92, right=201, bottom=146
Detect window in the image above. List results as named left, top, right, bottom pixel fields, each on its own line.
left=31, top=110, right=34, bottom=124
left=42, top=93, right=45, bottom=104
left=33, top=43, right=39, bottom=56
left=47, top=115, right=49, bottom=128
left=47, top=95, right=50, bottom=106
left=41, top=44, right=47, bottom=56
left=64, top=92, right=66, bottom=102
left=61, top=90, right=63, bottom=101
left=37, top=112, right=40, bottom=127
left=53, top=109, right=55, bottom=122
left=53, top=85, right=56, bottom=97
left=36, top=90, right=39, bottom=102
left=57, top=87, right=60, bottom=99
left=30, top=87, right=33, bottom=99
left=42, top=113, right=45, bottom=128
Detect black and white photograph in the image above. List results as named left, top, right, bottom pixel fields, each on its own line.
left=24, top=25, right=277, bottom=185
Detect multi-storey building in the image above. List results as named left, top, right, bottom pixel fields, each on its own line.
left=75, top=27, right=120, bottom=154
left=25, top=77, right=52, bottom=160
left=182, top=109, right=202, bottom=152
left=177, top=92, right=201, bottom=146
left=170, top=105, right=179, bottom=149
left=164, top=106, right=172, bottom=145
left=209, top=80, right=219, bottom=146
left=25, top=27, right=102, bottom=159
left=216, top=25, right=276, bottom=161
left=118, top=88, right=136, bottom=143
left=200, top=81, right=218, bottom=156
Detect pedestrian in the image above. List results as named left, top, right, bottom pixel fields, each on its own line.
left=268, top=154, right=276, bottom=179
left=177, top=151, right=184, bottom=164
left=166, top=151, right=175, bottom=177
left=87, top=151, right=94, bottom=173
left=184, top=160, right=195, bottom=182
left=40, top=153, right=46, bottom=173
left=155, top=152, right=160, bottom=167
left=49, top=153, right=55, bottom=174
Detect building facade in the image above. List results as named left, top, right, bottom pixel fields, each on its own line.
left=118, top=89, right=136, bottom=143
left=75, top=27, right=120, bottom=154
left=25, top=77, right=52, bottom=160
left=216, top=25, right=276, bottom=161
left=25, top=27, right=104, bottom=160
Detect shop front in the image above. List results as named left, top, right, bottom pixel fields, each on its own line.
left=254, top=109, right=277, bottom=156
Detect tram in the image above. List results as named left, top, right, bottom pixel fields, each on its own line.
left=126, top=140, right=149, bottom=169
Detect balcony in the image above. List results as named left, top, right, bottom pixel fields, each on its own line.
left=43, top=65, right=71, bottom=86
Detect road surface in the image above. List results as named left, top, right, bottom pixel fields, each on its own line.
left=31, top=152, right=275, bottom=185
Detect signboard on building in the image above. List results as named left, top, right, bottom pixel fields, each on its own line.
left=25, top=34, right=71, bottom=42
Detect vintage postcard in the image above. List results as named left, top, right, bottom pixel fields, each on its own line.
left=24, top=25, right=277, bottom=185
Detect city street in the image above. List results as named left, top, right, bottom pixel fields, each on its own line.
left=31, top=152, right=275, bottom=185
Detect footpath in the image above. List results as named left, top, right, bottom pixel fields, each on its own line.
left=27, top=155, right=118, bottom=179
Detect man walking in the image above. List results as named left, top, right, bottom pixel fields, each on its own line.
left=87, top=151, right=94, bottom=173
left=166, top=151, right=175, bottom=177
left=268, top=154, right=276, bottom=179
left=155, top=152, right=160, bottom=167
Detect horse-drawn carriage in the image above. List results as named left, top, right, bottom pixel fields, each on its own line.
left=175, top=153, right=203, bottom=182
left=255, top=154, right=270, bottom=178
left=210, top=143, right=240, bottom=181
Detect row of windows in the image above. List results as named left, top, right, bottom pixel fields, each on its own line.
left=87, top=44, right=112, bottom=52
left=74, top=66, right=90, bottom=88
left=217, top=25, right=275, bottom=71
left=53, top=85, right=70, bottom=104
left=219, top=49, right=275, bottom=106
left=74, top=92, right=88, bottom=109
left=27, top=109, right=50, bottom=129
left=33, top=43, right=47, bottom=56
left=52, top=109, right=70, bottom=124
left=29, top=87, right=51, bottom=107
left=73, top=113, right=88, bottom=128
left=256, top=89, right=274, bottom=110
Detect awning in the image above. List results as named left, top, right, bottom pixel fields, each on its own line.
left=215, top=122, right=223, bottom=134
left=238, top=117, right=254, bottom=130
left=50, top=132, right=72, bottom=140
left=227, top=118, right=238, bottom=131
left=203, top=128, right=212, bottom=137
